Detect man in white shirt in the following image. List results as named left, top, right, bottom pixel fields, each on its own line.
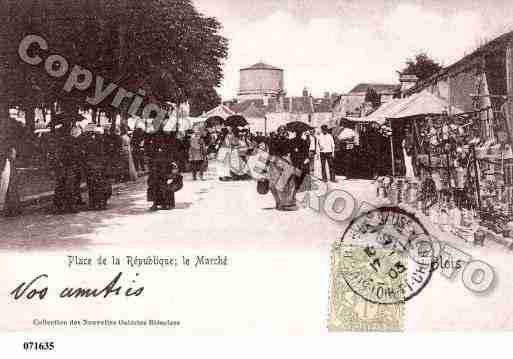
left=318, top=125, right=336, bottom=182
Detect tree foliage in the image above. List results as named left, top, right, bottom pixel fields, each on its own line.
left=0, top=0, right=228, bottom=122
left=189, top=87, right=221, bottom=117
left=401, top=52, right=443, bottom=81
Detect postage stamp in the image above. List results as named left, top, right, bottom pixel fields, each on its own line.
left=328, top=206, right=435, bottom=330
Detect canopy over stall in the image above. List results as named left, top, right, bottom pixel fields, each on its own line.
left=349, top=90, right=464, bottom=124
left=348, top=90, right=465, bottom=176
left=199, top=104, right=235, bottom=120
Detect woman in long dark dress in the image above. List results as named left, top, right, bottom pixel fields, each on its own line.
left=147, top=128, right=180, bottom=210
left=104, top=127, right=123, bottom=182
left=131, top=127, right=146, bottom=174
left=289, top=130, right=310, bottom=192
left=53, top=126, right=85, bottom=213
left=83, top=127, right=112, bottom=210
left=0, top=147, right=21, bottom=217
left=267, top=126, right=298, bottom=211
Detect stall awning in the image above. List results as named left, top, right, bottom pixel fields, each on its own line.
left=199, top=104, right=236, bottom=120
left=388, top=90, right=464, bottom=119
left=354, top=90, right=464, bottom=124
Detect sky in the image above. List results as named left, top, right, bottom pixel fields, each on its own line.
left=193, top=0, right=513, bottom=100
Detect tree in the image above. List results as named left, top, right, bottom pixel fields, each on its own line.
left=364, top=87, right=381, bottom=109
left=189, top=87, right=221, bottom=117
left=0, top=0, right=228, bottom=130
left=401, top=52, right=443, bottom=81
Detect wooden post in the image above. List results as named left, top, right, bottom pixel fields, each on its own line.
left=505, top=43, right=513, bottom=143
left=471, top=144, right=482, bottom=210
left=389, top=122, right=395, bottom=177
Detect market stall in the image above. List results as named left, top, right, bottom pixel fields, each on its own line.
left=339, top=116, right=392, bottom=179
left=367, top=91, right=513, bottom=247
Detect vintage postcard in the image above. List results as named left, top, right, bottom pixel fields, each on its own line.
left=1, top=0, right=513, bottom=344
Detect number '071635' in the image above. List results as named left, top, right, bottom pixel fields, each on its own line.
left=23, top=341, right=55, bottom=351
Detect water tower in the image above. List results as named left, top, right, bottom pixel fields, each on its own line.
left=237, top=62, right=285, bottom=101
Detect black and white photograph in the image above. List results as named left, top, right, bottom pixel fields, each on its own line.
left=1, top=0, right=513, bottom=349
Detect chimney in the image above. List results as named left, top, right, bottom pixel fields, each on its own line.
left=398, top=72, right=418, bottom=94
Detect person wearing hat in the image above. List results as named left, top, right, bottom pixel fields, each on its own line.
left=318, top=125, right=336, bottom=182
left=189, top=129, right=206, bottom=180
left=289, top=129, right=310, bottom=192
left=217, top=127, right=234, bottom=181
left=266, top=126, right=297, bottom=210
left=147, top=122, right=180, bottom=210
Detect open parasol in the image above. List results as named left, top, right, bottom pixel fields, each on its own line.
left=205, top=116, right=224, bottom=128
left=285, top=121, right=312, bottom=133
left=225, top=115, right=248, bottom=128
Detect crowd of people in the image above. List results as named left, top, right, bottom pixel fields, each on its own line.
left=212, top=123, right=338, bottom=211
left=0, top=114, right=394, bottom=217
left=50, top=123, right=136, bottom=214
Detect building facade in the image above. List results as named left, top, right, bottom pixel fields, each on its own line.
left=401, top=30, right=513, bottom=140
left=225, top=88, right=335, bottom=133
left=332, top=83, right=400, bottom=118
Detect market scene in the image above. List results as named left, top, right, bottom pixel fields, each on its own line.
left=0, top=1, right=512, bottom=254
left=3, top=0, right=513, bottom=333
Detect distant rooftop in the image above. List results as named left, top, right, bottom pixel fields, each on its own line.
left=349, top=83, right=400, bottom=94
left=240, top=62, right=283, bottom=71
left=405, top=28, right=513, bottom=96
left=225, top=95, right=333, bottom=115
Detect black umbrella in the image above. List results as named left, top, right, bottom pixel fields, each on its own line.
left=285, top=121, right=312, bottom=133
left=205, top=116, right=224, bottom=127
left=225, top=115, right=248, bottom=128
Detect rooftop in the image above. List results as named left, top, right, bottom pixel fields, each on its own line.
left=240, top=62, right=283, bottom=71
left=349, top=83, right=401, bottom=94
left=405, top=29, right=513, bottom=95
left=224, top=95, right=333, bottom=116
